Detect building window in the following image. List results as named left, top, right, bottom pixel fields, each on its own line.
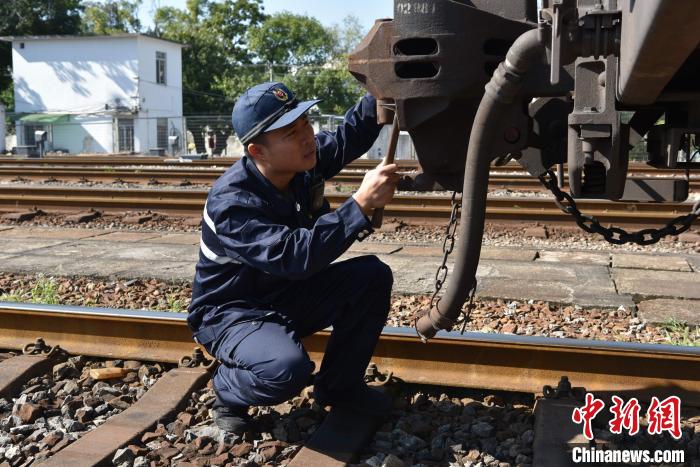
left=24, top=124, right=44, bottom=145
left=118, top=119, right=134, bottom=153
left=156, top=118, right=168, bottom=148
left=156, top=51, right=167, bottom=85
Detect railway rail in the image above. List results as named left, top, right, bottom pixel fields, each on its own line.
left=0, top=154, right=696, bottom=175
left=1, top=166, right=698, bottom=194
left=0, top=302, right=698, bottom=465
left=0, top=166, right=551, bottom=189
left=0, top=185, right=697, bottom=226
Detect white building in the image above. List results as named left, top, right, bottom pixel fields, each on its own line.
left=0, top=34, right=185, bottom=155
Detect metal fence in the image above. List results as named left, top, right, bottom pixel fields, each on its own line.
left=2, top=112, right=419, bottom=159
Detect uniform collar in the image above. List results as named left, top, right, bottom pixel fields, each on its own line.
left=242, top=156, right=304, bottom=208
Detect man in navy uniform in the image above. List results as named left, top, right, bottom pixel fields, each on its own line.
left=187, top=82, right=400, bottom=433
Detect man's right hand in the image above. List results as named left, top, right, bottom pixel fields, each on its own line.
left=352, top=161, right=401, bottom=216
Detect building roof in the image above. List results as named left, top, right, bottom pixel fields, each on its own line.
left=0, top=33, right=186, bottom=47
left=19, top=114, right=71, bottom=124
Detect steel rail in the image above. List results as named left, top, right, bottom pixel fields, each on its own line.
left=0, top=167, right=417, bottom=186
left=0, top=155, right=694, bottom=176
left=2, top=167, right=696, bottom=192
left=0, top=167, right=550, bottom=188
left=0, top=185, right=696, bottom=225
left=1, top=302, right=700, bottom=404
left=0, top=166, right=360, bottom=183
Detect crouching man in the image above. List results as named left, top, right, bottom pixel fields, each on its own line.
left=187, top=82, right=400, bottom=433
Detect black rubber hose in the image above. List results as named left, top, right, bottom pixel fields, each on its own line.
left=415, top=29, right=546, bottom=340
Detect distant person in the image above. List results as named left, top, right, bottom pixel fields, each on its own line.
left=205, top=130, right=217, bottom=157
left=188, top=82, right=399, bottom=433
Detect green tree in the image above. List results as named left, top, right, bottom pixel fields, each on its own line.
left=243, top=13, right=366, bottom=115
left=247, top=12, right=334, bottom=69
left=82, top=0, right=142, bottom=34
left=0, top=0, right=84, bottom=110
left=153, top=0, right=265, bottom=113
left=286, top=67, right=364, bottom=115
left=329, top=15, right=366, bottom=56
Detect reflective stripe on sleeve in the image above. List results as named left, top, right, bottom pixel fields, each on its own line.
left=199, top=237, right=240, bottom=265
left=203, top=201, right=217, bottom=234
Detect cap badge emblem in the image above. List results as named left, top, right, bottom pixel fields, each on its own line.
left=272, top=88, right=289, bottom=102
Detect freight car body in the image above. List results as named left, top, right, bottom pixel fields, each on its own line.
left=348, top=0, right=700, bottom=339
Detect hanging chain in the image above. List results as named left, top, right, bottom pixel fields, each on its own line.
left=427, top=191, right=477, bottom=334
left=429, top=191, right=461, bottom=310
left=539, top=170, right=700, bottom=246
left=459, top=280, right=477, bottom=335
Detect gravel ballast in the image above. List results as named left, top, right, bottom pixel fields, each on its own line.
left=107, top=380, right=700, bottom=467
left=117, top=379, right=535, bottom=467
left=0, top=356, right=169, bottom=466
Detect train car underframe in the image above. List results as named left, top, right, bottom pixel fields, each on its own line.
left=347, top=0, right=700, bottom=340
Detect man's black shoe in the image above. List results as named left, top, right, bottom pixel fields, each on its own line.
left=313, top=383, right=392, bottom=417
left=212, top=394, right=255, bottom=434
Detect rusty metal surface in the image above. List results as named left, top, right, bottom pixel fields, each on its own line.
left=0, top=167, right=224, bottom=184
left=356, top=328, right=700, bottom=405
left=348, top=1, right=533, bottom=190
left=2, top=186, right=697, bottom=225
left=37, top=367, right=209, bottom=467
left=0, top=156, right=691, bottom=174
left=3, top=304, right=700, bottom=405
left=618, top=0, right=700, bottom=105
left=0, top=166, right=626, bottom=190
left=0, top=303, right=200, bottom=363
left=0, top=185, right=205, bottom=215
left=0, top=354, right=65, bottom=399
left=288, top=407, right=382, bottom=467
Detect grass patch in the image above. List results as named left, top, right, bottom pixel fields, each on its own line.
left=659, top=318, right=700, bottom=347
left=165, top=293, right=185, bottom=312
left=0, top=290, right=23, bottom=302
left=0, top=274, right=60, bottom=305
left=30, top=274, right=60, bottom=304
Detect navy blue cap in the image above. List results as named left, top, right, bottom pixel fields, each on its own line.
left=232, top=82, right=322, bottom=145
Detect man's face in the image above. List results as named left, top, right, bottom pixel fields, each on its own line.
left=251, top=115, right=317, bottom=174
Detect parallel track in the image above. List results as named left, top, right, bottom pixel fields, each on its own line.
left=0, top=185, right=697, bottom=225
left=0, top=166, right=553, bottom=189
left=0, top=155, right=696, bottom=176
left=1, top=166, right=698, bottom=192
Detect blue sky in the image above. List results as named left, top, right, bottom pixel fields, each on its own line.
left=138, top=1, right=394, bottom=32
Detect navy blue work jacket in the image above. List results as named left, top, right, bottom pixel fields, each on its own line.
left=188, top=94, right=382, bottom=345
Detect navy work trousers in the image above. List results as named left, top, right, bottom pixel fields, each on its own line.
left=206, top=255, right=393, bottom=409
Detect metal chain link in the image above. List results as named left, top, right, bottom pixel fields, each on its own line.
left=428, top=191, right=478, bottom=334
left=429, top=191, right=461, bottom=310
left=459, top=280, right=477, bottom=335
left=539, top=170, right=700, bottom=245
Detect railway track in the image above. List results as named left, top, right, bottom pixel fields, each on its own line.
left=0, top=301, right=698, bottom=465
left=0, top=166, right=555, bottom=189
left=0, top=185, right=697, bottom=226
left=1, top=166, right=698, bottom=193
left=0, top=154, right=696, bottom=175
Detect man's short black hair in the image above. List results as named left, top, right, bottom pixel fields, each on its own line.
left=243, top=133, right=267, bottom=157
